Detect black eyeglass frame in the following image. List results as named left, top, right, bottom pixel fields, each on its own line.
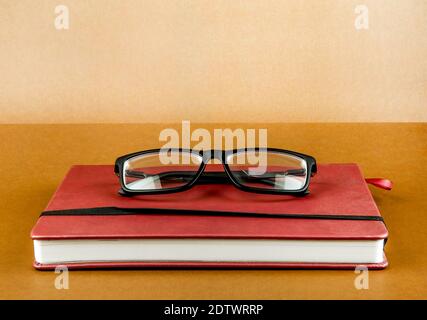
left=114, top=148, right=317, bottom=196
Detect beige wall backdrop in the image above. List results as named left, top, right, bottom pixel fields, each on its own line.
left=0, top=0, right=426, bottom=123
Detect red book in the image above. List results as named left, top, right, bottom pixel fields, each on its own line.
left=31, top=164, right=389, bottom=270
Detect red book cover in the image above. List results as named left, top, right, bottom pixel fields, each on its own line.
left=31, top=164, right=389, bottom=270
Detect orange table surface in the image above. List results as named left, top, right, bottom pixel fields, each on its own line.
left=0, top=123, right=426, bottom=299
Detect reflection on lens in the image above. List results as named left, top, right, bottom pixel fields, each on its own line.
left=123, top=151, right=203, bottom=191
left=226, top=151, right=308, bottom=191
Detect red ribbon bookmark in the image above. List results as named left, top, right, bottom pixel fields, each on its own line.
left=365, top=178, right=393, bottom=190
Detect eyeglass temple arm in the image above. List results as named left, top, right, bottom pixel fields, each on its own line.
left=124, top=169, right=307, bottom=186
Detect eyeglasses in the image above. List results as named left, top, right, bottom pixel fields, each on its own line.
left=114, top=148, right=317, bottom=196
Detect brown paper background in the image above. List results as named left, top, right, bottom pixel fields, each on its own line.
left=0, top=0, right=426, bottom=123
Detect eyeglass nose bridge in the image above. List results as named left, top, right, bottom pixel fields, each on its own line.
left=199, top=149, right=225, bottom=163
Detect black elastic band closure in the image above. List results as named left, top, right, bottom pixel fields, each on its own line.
left=41, top=207, right=384, bottom=222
